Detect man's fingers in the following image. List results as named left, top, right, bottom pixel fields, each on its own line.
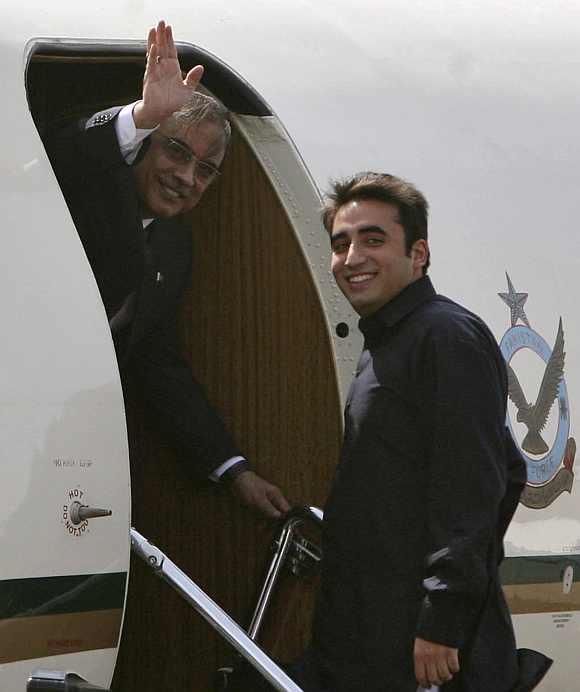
left=156, top=19, right=167, bottom=56
left=436, top=659, right=453, bottom=684
left=414, top=660, right=428, bottom=690
left=141, top=19, right=201, bottom=123
left=184, top=65, right=204, bottom=88
left=260, top=483, right=288, bottom=518
left=426, top=661, right=443, bottom=687
left=267, top=486, right=291, bottom=514
left=255, top=489, right=282, bottom=519
left=262, top=501, right=282, bottom=520
left=414, top=638, right=459, bottom=688
left=146, top=42, right=158, bottom=69
left=230, top=472, right=288, bottom=519
left=166, top=24, right=178, bottom=59
left=147, top=27, right=155, bottom=55
left=449, top=649, right=460, bottom=674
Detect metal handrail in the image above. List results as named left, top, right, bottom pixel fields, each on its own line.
left=130, top=527, right=304, bottom=692
left=27, top=512, right=323, bottom=692
left=247, top=506, right=323, bottom=641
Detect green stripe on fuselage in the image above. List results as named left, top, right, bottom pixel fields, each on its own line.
left=0, top=572, right=127, bottom=619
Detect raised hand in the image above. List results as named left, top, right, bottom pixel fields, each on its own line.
left=133, top=20, right=204, bottom=129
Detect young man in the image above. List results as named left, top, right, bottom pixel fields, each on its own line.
left=45, top=21, right=289, bottom=518
left=296, top=172, right=545, bottom=691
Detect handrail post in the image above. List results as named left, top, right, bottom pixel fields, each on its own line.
left=247, top=506, right=323, bottom=641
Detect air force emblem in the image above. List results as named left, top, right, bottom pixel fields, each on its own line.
left=499, top=273, right=575, bottom=509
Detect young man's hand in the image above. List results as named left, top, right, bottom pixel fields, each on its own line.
left=414, top=637, right=460, bottom=688
left=133, top=19, right=204, bottom=129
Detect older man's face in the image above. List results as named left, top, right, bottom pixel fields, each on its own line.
left=133, top=118, right=226, bottom=219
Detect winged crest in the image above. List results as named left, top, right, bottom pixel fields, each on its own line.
left=507, top=318, right=566, bottom=454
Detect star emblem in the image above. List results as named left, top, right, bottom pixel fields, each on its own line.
left=499, top=273, right=531, bottom=328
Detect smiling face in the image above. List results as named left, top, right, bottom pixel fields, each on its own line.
left=330, top=199, right=428, bottom=317
left=133, top=118, right=226, bottom=219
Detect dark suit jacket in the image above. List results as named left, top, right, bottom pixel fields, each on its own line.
left=43, top=107, right=241, bottom=478
left=308, top=277, right=528, bottom=692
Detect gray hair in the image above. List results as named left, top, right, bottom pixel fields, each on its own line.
left=169, top=91, right=231, bottom=147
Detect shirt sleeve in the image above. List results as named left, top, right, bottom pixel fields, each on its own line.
left=114, top=102, right=158, bottom=164
left=210, top=456, right=247, bottom=482
left=415, top=328, right=508, bottom=648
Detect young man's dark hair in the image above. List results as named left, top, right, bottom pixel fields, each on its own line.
left=322, top=172, right=430, bottom=272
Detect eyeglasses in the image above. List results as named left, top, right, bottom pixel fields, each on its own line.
left=157, top=135, right=221, bottom=184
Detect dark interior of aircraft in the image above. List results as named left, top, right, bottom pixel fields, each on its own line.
left=26, top=42, right=342, bottom=691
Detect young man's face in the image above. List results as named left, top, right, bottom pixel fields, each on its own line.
left=133, top=118, right=226, bottom=219
left=330, top=199, right=428, bottom=317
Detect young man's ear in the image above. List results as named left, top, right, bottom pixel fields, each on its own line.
left=411, top=239, right=429, bottom=270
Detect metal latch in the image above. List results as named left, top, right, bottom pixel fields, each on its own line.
left=27, top=670, right=110, bottom=692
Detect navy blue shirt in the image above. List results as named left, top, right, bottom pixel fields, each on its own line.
left=310, top=275, right=523, bottom=692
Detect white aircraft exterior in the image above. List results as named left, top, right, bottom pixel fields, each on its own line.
left=2, top=1, right=580, bottom=690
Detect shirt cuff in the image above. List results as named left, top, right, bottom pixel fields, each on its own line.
left=416, top=591, right=477, bottom=649
left=210, top=456, right=248, bottom=483
left=115, top=101, right=158, bottom=164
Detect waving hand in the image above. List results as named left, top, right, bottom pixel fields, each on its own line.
left=133, top=20, right=204, bottom=129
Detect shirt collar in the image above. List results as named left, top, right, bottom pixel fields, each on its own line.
left=358, top=275, right=436, bottom=341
